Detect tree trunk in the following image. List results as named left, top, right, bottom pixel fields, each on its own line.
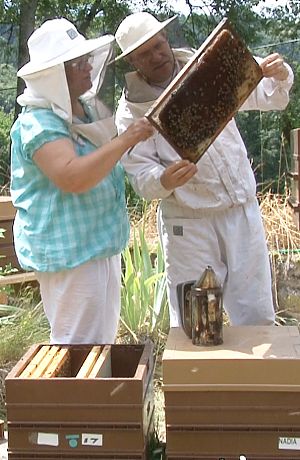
left=14, top=0, right=38, bottom=121
left=77, top=0, right=103, bottom=35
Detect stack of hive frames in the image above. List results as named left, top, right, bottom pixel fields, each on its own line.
left=5, top=341, right=154, bottom=459
left=162, top=326, right=300, bottom=459
left=288, top=128, right=300, bottom=229
left=146, top=18, right=262, bottom=163
left=0, top=196, right=21, bottom=271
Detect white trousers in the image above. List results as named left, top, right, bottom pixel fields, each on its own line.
left=158, top=199, right=275, bottom=327
left=35, top=255, right=121, bottom=344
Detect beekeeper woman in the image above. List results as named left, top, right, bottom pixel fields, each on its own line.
left=10, top=18, right=153, bottom=344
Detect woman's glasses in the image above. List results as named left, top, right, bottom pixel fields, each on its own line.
left=65, top=54, right=94, bottom=71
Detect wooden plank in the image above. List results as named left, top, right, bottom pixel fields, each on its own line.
left=30, top=346, right=60, bottom=378
left=19, top=345, right=51, bottom=378
left=88, top=344, right=112, bottom=378
left=0, top=291, right=8, bottom=304
left=0, top=220, right=14, bottom=241
left=42, top=347, right=70, bottom=378
left=0, top=272, right=36, bottom=287
left=76, top=346, right=102, bottom=378
left=0, top=196, right=16, bottom=220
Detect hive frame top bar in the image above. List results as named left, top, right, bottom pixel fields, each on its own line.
left=145, top=17, right=263, bottom=163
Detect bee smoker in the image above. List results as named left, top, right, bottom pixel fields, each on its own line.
left=177, top=266, right=223, bottom=345
left=191, top=265, right=223, bottom=346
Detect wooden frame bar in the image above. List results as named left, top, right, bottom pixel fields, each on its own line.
left=88, top=344, right=112, bottom=378
left=76, top=345, right=102, bottom=378
left=30, top=345, right=60, bottom=378
left=19, top=345, right=51, bottom=378
left=42, top=347, right=70, bottom=378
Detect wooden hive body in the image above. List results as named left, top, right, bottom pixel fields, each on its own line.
left=163, top=326, right=300, bottom=459
left=5, top=342, right=154, bottom=459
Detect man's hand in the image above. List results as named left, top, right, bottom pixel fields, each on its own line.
left=260, top=53, right=289, bottom=81
left=160, top=160, right=197, bottom=190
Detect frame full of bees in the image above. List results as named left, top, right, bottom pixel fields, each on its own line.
left=146, top=18, right=263, bottom=163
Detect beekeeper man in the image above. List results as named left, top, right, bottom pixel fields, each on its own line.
left=114, top=12, right=294, bottom=327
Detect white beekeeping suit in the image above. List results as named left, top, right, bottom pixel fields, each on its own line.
left=114, top=14, right=294, bottom=327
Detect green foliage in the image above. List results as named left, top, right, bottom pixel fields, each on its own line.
left=0, top=108, right=13, bottom=152
left=176, top=0, right=266, bottom=48
left=0, top=108, right=13, bottom=187
left=125, top=177, right=152, bottom=221
left=33, top=0, right=131, bottom=36
left=262, top=0, right=299, bottom=41
left=237, top=111, right=286, bottom=193
left=0, top=26, right=18, bottom=67
left=0, top=261, right=19, bottom=298
left=0, top=63, right=17, bottom=113
left=281, top=61, right=300, bottom=132
left=0, top=289, right=49, bottom=367
left=236, top=54, right=299, bottom=194
left=120, top=228, right=169, bottom=343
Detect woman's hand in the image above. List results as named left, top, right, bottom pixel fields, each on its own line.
left=260, top=53, right=289, bottom=81
left=160, top=160, right=197, bottom=190
left=121, top=117, right=154, bottom=149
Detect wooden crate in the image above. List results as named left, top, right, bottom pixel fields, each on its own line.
left=0, top=196, right=21, bottom=271
left=6, top=342, right=154, bottom=457
left=163, top=326, right=300, bottom=458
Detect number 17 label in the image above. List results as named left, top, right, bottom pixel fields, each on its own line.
left=82, top=433, right=103, bottom=446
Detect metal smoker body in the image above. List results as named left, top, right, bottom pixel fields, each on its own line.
left=191, top=266, right=223, bottom=345
left=177, top=266, right=223, bottom=345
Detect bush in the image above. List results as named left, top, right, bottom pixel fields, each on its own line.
left=0, top=108, right=13, bottom=187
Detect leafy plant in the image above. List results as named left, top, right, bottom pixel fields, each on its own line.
left=120, top=228, right=169, bottom=343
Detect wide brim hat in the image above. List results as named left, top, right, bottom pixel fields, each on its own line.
left=18, top=18, right=114, bottom=77
left=115, top=12, right=177, bottom=61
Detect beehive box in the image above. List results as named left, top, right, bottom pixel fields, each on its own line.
left=146, top=18, right=262, bottom=163
left=0, top=196, right=21, bottom=270
left=163, top=326, right=300, bottom=459
left=7, top=455, right=147, bottom=460
left=5, top=341, right=154, bottom=459
left=7, top=454, right=147, bottom=460
left=167, top=455, right=300, bottom=460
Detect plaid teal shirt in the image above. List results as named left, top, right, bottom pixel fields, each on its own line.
left=10, top=108, right=129, bottom=272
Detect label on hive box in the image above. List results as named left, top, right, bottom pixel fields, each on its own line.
left=278, top=436, right=300, bottom=450
left=82, top=433, right=103, bottom=446
left=219, top=456, right=246, bottom=460
left=37, top=432, right=59, bottom=446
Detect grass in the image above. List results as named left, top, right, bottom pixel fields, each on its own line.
left=0, top=285, right=49, bottom=420
left=260, top=191, right=300, bottom=322
left=0, top=286, right=49, bottom=366
left=260, top=191, right=300, bottom=262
